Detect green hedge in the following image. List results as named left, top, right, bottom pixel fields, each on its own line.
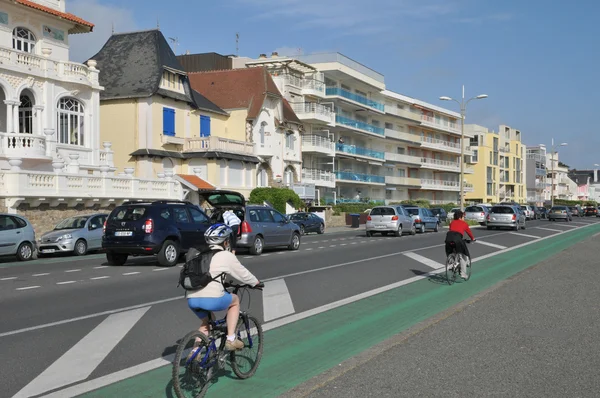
left=248, top=187, right=302, bottom=214
left=553, top=199, right=585, bottom=206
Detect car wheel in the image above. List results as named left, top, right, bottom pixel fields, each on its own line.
left=250, top=236, right=264, bottom=255
left=299, top=225, right=305, bottom=235
left=317, top=224, right=325, bottom=234
left=74, top=239, right=88, bottom=256
left=288, top=233, right=301, bottom=251
left=434, top=223, right=439, bottom=232
left=158, top=240, right=179, bottom=267
left=419, top=224, right=425, bottom=234
left=106, top=251, right=128, bottom=266
left=410, top=224, right=417, bottom=235
left=366, top=231, right=372, bottom=237
left=394, top=225, right=402, bottom=237
left=16, top=242, right=34, bottom=261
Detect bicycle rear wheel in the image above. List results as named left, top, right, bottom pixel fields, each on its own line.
left=172, top=331, right=213, bottom=398
left=463, top=256, right=472, bottom=281
left=230, top=314, right=264, bottom=379
left=445, top=253, right=458, bottom=285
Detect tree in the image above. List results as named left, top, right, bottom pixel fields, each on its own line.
left=248, top=187, right=302, bottom=214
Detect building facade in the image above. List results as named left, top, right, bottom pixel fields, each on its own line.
left=525, top=145, right=548, bottom=205
left=545, top=152, right=576, bottom=201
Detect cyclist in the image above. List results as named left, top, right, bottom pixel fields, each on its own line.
left=187, top=223, right=261, bottom=351
left=445, top=210, right=476, bottom=279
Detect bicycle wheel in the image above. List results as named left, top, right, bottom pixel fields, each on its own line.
left=230, top=314, right=264, bottom=379
left=172, top=331, right=213, bottom=398
left=463, top=256, right=472, bottom=281
left=445, top=253, right=457, bottom=286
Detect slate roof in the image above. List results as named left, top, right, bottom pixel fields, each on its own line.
left=568, top=170, right=594, bottom=185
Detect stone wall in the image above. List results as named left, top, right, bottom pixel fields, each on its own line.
left=15, top=203, right=117, bottom=236
left=0, top=198, right=7, bottom=214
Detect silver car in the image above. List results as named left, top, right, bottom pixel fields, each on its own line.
left=0, top=213, right=36, bottom=261
left=521, top=205, right=536, bottom=220
left=38, top=213, right=108, bottom=256
left=465, top=205, right=489, bottom=226
left=548, top=205, right=573, bottom=222
left=366, top=206, right=416, bottom=237
left=486, top=205, right=526, bottom=230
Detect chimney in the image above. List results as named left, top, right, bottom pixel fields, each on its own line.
left=271, top=51, right=279, bottom=57
left=259, top=53, right=267, bottom=59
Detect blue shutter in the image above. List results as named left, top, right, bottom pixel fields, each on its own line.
left=200, top=115, right=211, bottom=137
left=163, top=108, right=175, bottom=136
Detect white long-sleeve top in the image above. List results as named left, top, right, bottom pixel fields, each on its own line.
left=186, top=246, right=259, bottom=298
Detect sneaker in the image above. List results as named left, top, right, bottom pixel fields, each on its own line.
left=225, top=338, right=244, bottom=351
left=461, top=273, right=469, bottom=280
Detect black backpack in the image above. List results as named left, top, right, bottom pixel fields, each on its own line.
left=178, top=247, right=222, bottom=291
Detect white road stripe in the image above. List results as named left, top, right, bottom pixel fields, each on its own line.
left=16, top=285, right=40, bottom=290
left=510, top=232, right=541, bottom=239
left=57, top=281, right=76, bottom=285
left=475, top=240, right=507, bottom=249
left=243, top=256, right=253, bottom=258
left=403, top=252, right=444, bottom=269
left=305, top=248, right=313, bottom=251
left=1, top=276, right=17, bottom=281
left=94, top=266, right=109, bottom=269
left=90, top=276, right=110, bottom=280
left=152, top=268, right=168, bottom=272
left=32, top=273, right=50, bottom=277
left=65, top=269, right=81, bottom=273
left=122, top=272, right=140, bottom=276
left=13, top=307, right=150, bottom=398
left=318, top=247, right=325, bottom=249
left=262, top=279, right=295, bottom=322
left=536, top=227, right=563, bottom=233
left=262, top=254, right=271, bottom=257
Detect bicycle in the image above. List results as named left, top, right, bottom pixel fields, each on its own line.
left=172, top=281, right=265, bottom=398
left=445, top=239, right=472, bottom=285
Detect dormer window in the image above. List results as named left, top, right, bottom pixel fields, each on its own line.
left=13, top=27, right=36, bottom=53
left=161, top=70, right=183, bottom=92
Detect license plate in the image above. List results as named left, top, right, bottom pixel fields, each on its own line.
left=115, top=231, right=133, bottom=237
left=42, top=249, right=56, bottom=253
left=375, top=225, right=386, bottom=228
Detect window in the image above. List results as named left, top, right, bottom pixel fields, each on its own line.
left=57, top=98, right=84, bottom=146
left=472, top=149, right=478, bottom=162
left=385, top=122, right=393, bottom=129
left=200, top=115, right=211, bottom=137
left=396, top=147, right=405, bottom=154
left=172, top=207, right=190, bottom=223
left=398, top=169, right=406, bottom=177
left=189, top=207, right=209, bottom=223
left=285, top=133, right=295, bottom=150
left=229, top=160, right=243, bottom=187
left=259, top=122, right=266, bottom=146
left=270, top=210, right=286, bottom=223
left=486, top=166, right=493, bottom=181
left=163, top=107, right=175, bottom=136
left=284, top=167, right=294, bottom=186
left=13, top=27, right=35, bottom=53
left=257, top=167, right=268, bottom=187
left=469, top=136, right=479, bottom=146
left=371, top=120, right=380, bottom=127
left=487, top=183, right=493, bottom=196
left=19, top=95, right=33, bottom=134
left=489, top=151, right=492, bottom=164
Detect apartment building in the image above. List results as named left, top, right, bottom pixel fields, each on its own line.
left=498, top=125, right=526, bottom=203
left=545, top=151, right=577, bottom=201
left=525, top=145, right=548, bottom=205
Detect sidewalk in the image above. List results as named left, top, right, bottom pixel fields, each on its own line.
left=295, top=235, right=600, bottom=398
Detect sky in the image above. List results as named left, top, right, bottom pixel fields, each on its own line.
left=67, top=0, right=600, bottom=170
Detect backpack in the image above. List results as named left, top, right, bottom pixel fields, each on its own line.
left=178, top=247, right=222, bottom=291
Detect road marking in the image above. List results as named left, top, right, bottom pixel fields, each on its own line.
left=536, top=227, right=563, bottom=233
left=14, top=307, right=150, bottom=398
left=152, top=268, right=168, bottom=272
left=243, top=256, right=253, bottom=259
left=57, top=281, right=76, bottom=285
left=90, top=276, right=110, bottom=280
left=262, top=254, right=271, bottom=257
left=510, top=232, right=541, bottom=239
left=94, top=266, right=109, bottom=269
left=277, top=252, right=286, bottom=255
left=593, top=232, right=600, bottom=238
left=1, top=276, right=17, bottom=281
left=330, top=245, right=336, bottom=247
left=16, top=285, right=40, bottom=290
left=262, top=279, right=295, bottom=322
left=65, top=269, right=81, bottom=273
left=571, top=221, right=591, bottom=225
left=403, top=252, right=444, bottom=269
left=305, top=248, right=313, bottom=251
left=341, top=243, right=347, bottom=246
left=123, top=272, right=140, bottom=276
left=475, top=240, right=507, bottom=249
left=318, top=247, right=325, bottom=249
left=351, top=242, right=357, bottom=244
left=32, top=273, right=50, bottom=276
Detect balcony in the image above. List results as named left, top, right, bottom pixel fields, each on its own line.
left=301, top=135, right=335, bottom=156
left=384, top=176, right=421, bottom=186
left=326, top=87, right=385, bottom=113
left=535, top=167, right=546, bottom=176
left=302, top=168, right=335, bottom=188
left=420, top=136, right=461, bottom=154
left=291, top=103, right=335, bottom=125
left=336, top=143, right=384, bottom=160
left=420, top=179, right=460, bottom=191
left=335, top=171, right=385, bottom=185
left=184, top=136, right=254, bottom=155
left=384, top=128, right=420, bottom=143
left=0, top=46, right=99, bottom=85
left=335, top=115, right=385, bottom=136
left=384, top=152, right=422, bottom=165
left=464, top=182, right=474, bottom=192
left=0, top=132, right=48, bottom=159
left=385, top=106, right=421, bottom=122
left=420, top=115, right=460, bottom=135
left=420, top=157, right=460, bottom=172
left=283, top=75, right=326, bottom=98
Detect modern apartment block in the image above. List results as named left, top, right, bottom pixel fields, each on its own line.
left=525, top=145, right=548, bottom=205
left=545, top=151, right=577, bottom=201
left=465, top=124, right=526, bottom=203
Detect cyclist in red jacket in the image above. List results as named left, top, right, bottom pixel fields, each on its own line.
left=445, top=210, right=476, bottom=279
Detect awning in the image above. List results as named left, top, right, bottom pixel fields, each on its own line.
left=176, top=174, right=215, bottom=190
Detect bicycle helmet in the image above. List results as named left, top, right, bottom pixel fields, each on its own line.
left=204, top=223, right=232, bottom=246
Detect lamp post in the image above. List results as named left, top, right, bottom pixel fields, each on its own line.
left=547, top=139, right=568, bottom=207
left=440, top=85, right=487, bottom=211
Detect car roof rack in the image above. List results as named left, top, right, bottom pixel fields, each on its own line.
left=150, top=200, right=194, bottom=205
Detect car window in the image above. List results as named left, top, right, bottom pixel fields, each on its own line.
left=88, top=216, right=103, bottom=230
left=465, top=206, right=482, bottom=212
left=290, top=213, right=308, bottom=221
left=55, top=216, right=89, bottom=230
left=405, top=208, right=419, bottom=216
left=11, top=217, right=27, bottom=228
left=430, top=208, right=441, bottom=215
left=111, top=206, right=147, bottom=221
left=160, top=208, right=171, bottom=220
left=172, top=207, right=190, bottom=223
left=0, top=215, right=18, bottom=231
left=257, top=209, right=274, bottom=222
left=490, top=206, right=514, bottom=214
left=188, top=207, right=209, bottom=223
left=396, top=207, right=405, bottom=216
left=270, top=210, right=287, bottom=223
left=248, top=209, right=260, bottom=222
left=370, top=207, right=395, bottom=216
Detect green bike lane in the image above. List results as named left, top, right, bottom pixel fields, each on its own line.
left=79, top=223, right=600, bottom=398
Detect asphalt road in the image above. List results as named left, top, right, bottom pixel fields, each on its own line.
left=1, top=218, right=598, bottom=397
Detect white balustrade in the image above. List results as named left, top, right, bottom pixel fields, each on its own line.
left=0, top=133, right=46, bottom=157
left=184, top=136, right=254, bottom=155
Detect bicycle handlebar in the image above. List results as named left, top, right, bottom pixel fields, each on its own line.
left=224, top=280, right=264, bottom=292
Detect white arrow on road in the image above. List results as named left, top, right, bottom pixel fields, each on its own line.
left=262, top=279, right=295, bottom=322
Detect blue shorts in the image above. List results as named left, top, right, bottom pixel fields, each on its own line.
left=188, top=293, right=233, bottom=319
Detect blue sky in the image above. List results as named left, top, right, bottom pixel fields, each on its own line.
left=68, top=0, right=599, bottom=169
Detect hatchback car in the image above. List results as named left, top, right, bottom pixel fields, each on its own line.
left=0, top=213, right=36, bottom=261
left=288, top=212, right=325, bottom=235
left=486, top=205, right=526, bottom=230
left=365, top=206, right=416, bottom=237
left=38, top=213, right=108, bottom=256
left=404, top=207, right=439, bottom=233
left=199, top=190, right=301, bottom=255
left=429, top=208, right=448, bottom=223
left=520, top=205, right=537, bottom=220
left=584, top=206, right=599, bottom=217
left=548, top=205, right=573, bottom=222
left=465, top=205, right=489, bottom=226
left=103, top=200, right=211, bottom=266
left=568, top=205, right=584, bottom=217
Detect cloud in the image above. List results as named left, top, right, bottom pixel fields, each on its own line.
left=66, top=0, right=138, bottom=62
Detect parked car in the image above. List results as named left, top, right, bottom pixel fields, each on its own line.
left=537, top=207, right=549, bottom=219
left=102, top=200, right=212, bottom=266
left=38, top=213, right=108, bottom=256
left=548, top=205, right=573, bottom=222
left=429, top=207, right=448, bottom=223
left=447, top=207, right=460, bottom=221
left=465, top=205, right=489, bottom=226
left=584, top=206, right=599, bottom=217
left=568, top=205, right=584, bottom=217
left=0, top=213, right=36, bottom=261
left=403, top=207, right=439, bottom=233
left=288, top=212, right=325, bottom=235
left=520, top=205, right=537, bottom=220
left=365, top=206, right=416, bottom=237
left=198, top=190, right=301, bottom=255
left=486, top=205, right=526, bottom=230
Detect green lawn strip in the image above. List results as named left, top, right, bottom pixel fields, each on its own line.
left=80, top=224, right=600, bottom=398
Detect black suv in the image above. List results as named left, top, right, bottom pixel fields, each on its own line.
left=102, top=201, right=211, bottom=266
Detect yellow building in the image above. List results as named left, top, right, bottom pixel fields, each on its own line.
left=465, top=124, right=526, bottom=204
left=91, top=29, right=260, bottom=199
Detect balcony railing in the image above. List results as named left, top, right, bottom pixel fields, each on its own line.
left=420, top=157, right=460, bottom=171
left=302, top=168, right=335, bottom=188
left=535, top=167, right=546, bottom=176
left=184, top=136, right=254, bottom=155
left=420, top=115, right=460, bottom=134
left=336, top=143, right=384, bottom=160
left=335, top=171, right=385, bottom=184
left=385, top=106, right=421, bottom=122
left=301, top=135, right=335, bottom=154
left=385, top=176, right=421, bottom=186
left=291, top=102, right=335, bottom=124
left=326, top=87, right=385, bottom=112
left=420, top=136, right=461, bottom=152
left=1, top=132, right=47, bottom=158
left=384, top=152, right=422, bottom=164
left=421, top=179, right=460, bottom=190
left=384, top=128, right=420, bottom=143
left=335, top=115, right=385, bottom=135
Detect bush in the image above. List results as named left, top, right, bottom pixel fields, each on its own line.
left=553, top=199, right=584, bottom=206
left=248, top=187, right=302, bottom=214
left=332, top=203, right=373, bottom=215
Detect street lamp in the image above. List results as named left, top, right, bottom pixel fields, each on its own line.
left=545, top=139, right=567, bottom=207
left=440, top=85, right=488, bottom=211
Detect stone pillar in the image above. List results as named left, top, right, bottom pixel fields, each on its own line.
left=8, top=157, right=22, bottom=171
left=33, top=105, right=44, bottom=135
left=68, top=153, right=80, bottom=174
left=3, top=100, right=17, bottom=132
left=124, top=167, right=135, bottom=178
left=12, top=100, right=20, bottom=134
left=44, top=128, right=56, bottom=157
left=52, top=160, right=65, bottom=173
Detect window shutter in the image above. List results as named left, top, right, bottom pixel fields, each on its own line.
left=163, top=108, right=175, bottom=136
left=200, top=115, right=211, bottom=137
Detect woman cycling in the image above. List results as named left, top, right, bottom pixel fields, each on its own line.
left=445, top=210, right=476, bottom=279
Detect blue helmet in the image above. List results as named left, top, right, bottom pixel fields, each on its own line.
left=204, top=223, right=232, bottom=245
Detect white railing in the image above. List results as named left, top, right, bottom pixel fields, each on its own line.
left=292, top=103, right=335, bottom=124
left=0, top=132, right=46, bottom=157
left=420, top=136, right=461, bottom=152
left=184, top=136, right=254, bottom=155
left=384, top=128, right=420, bottom=142
left=302, top=168, right=335, bottom=187
left=302, top=78, right=325, bottom=94
left=421, top=157, right=460, bottom=171
left=421, top=178, right=460, bottom=190
left=301, top=135, right=335, bottom=154
left=385, top=106, right=421, bottom=121
left=385, top=176, right=421, bottom=186
left=420, top=115, right=460, bottom=134
left=61, top=61, right=89, bottom=77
